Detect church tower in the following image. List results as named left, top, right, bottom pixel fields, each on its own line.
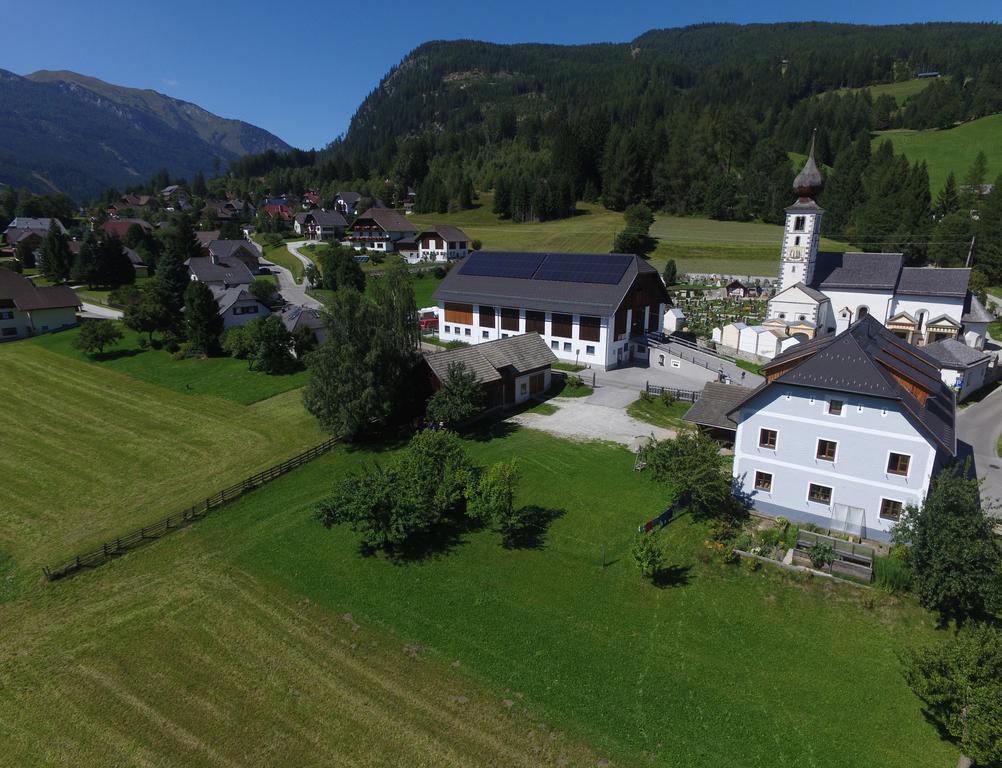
left=778, top=134, right=825, bottom=292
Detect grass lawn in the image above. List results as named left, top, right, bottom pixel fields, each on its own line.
left=306, top=266, right=443, bottom=310
left=256, top=237, right=305, bottom=282
left=525, top=401, right=558, bottom=416
left=0, top=332, right=323, bottom=579
left=550, top=378, right=592, bottom=398
left=33, top=326, right=308, bottom=405
left=0, top=410, right=958, bottom=765
left=735, top=358, right=765, bottom=376
left=408, top=193, right=849, bottom=278
left=830, top=77, right=937, bottom=105
left=626, top=397, right=693, bottom=429
left=988, top=318, right=1002, bottom=341
left=873, top=113, right=1002, bottom=194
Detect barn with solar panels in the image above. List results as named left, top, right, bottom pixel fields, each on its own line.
left=432, top=251, right=670, bottom=369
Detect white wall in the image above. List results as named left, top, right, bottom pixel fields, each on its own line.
left=825, top=289, right=894, bottom=334
left=733, top=383, right=940, bottom=539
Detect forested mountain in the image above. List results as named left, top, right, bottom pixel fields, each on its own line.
left=0, top=69, right=291, bottom=200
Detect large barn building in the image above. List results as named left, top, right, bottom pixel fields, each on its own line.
left=432, top=251, right=670, bottom=369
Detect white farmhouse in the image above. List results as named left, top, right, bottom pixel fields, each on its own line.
left=729, top=315, right=956, bottom=541
left=432, top=250, right=670, bottom=369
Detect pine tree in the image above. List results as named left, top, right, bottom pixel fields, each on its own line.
left=935, top=171, right=961, bottom=218
left=183, top=281, right=223, bottom=354
left=40, top=220, right=70, bottom=282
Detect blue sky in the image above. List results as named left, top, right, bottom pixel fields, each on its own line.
left=2, top=0, right=1000, bottom=150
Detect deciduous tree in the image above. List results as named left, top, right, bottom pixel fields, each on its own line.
left=644, top=430, right=740, bottom=520
left=426, top=361, right=483, bottom=426
left=72, top=320, right=123, bottom=357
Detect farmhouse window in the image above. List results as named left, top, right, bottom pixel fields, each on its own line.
left=758, top=428, right=777, bottom=449
left=500, top=307, right=520, bottom=331
left=879, top=498, right=903, bottom=521
left=828, top=399, right=844, bottom=415
left=551, top=313, right=573, bottom=338
left=525, top=310, right=546, bottom=334
left=478, top=305, right=495, bottom=327
left=754, top=471, right=773, bottom=492
left=816, top=439, right=837, bottom=461
left=887, top=453, right=911, bottom=476
left=579, top=315, right=601, bottom=342
left=808, top=484, right=832, bottom=504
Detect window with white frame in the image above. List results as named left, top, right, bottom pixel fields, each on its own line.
left=816, top=439, right=837, bottom=462
left=887, top=452, right=911, bottom=476
left=808, top=483, right=832, bottom=504
left=879, top=498, right=903, bottom=521
left=754, top=471, right=773, bottom=492
left=759, top=428, right=777, bottom=449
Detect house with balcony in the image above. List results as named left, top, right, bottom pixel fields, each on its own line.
left=412, top=225, right=470, bottom=263
left=293, top=210, right=347, bottom=241
left=431, top=250, right=670, bottom=369
left=729, top=315, right=956, bottom=541
left=347, top=208, right=416, bottom=253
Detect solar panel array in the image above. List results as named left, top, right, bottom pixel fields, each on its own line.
left=534, top=252, right=632, bottom=285
left=457, top=251, right=633, bottom=285
left=458, top=251, right=546, bottom=279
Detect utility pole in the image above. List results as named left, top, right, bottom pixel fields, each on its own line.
left=966, top=235, right=976, bottom=268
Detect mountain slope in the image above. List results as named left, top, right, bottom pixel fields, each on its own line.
left=0, top=69, right=291, bottom=200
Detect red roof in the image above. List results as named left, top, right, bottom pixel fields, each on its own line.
left=101, top=218, right=152, bottom=237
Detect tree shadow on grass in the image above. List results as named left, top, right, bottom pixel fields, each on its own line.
left=463, top=419, right=520, bottom=443
left=652, top=564, right=692, bottom=589
left=386, top=511, right=485, bottom=564
left=504, top=506, right=565, bottom=550
left=91, top=347, right=143, bottom=362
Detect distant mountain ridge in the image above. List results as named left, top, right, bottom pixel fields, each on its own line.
left=0, top=69, right=292, bottom=200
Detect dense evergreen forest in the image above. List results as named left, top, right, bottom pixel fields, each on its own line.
left=100, top=23, right=1002, bottom=280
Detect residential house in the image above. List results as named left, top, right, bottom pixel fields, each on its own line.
left=431, top=250, right=670, bottom=369
left=411, top=225, right=470, bottom=264
left=0, top=267, right=80, bottom=340
left=334, top=191, right=362, bottom=216
left=4, top=218, right=67, bottom=253
left=205, top=240, right=261, bottom=272
left=302, top=190, right=322, bottom=209
left=729, top=315, right=956, bottom=541
left=101, top=218, right=153, bottom=239
left=347, top=208, right=417, bottom=253
left=293, top=210, right=347, bottom=240
left=187, top=249, right=255, bottom=289
left=280, top=305, right=327, bottom=349
left=261, top=203, right=293, bottom=222
left=419, top=332, right=557, bottom=411
left=195, top=230, right=221, bottom=247
left=212, top=286, right=272, bottom=330
left=122, top=247, right=149, bottom=278
left=923, top=338, right=993, bottom=401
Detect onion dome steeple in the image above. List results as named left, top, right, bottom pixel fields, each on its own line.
left=793, top=130, right=824, bottom=200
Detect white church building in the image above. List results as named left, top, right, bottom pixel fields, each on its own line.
left=714, top=139, right=992, bottom=359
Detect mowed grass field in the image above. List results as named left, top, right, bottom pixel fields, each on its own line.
left=0, top=427, right=958, bottom=767
left=0, top=330, right=323, bottom=581
left=873, top=112, right=1002, bottom=194
left=409, top=194, right=848, bottom=277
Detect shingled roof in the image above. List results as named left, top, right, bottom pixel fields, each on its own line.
left=0, top=267, right=80, bottom=310
left=423, top=332, right=556, bottom=385
left=682, top=382, right=747, bottom=431
left=432, top=251, right=669, bottom=317
left=731, top=315, right=956, bottom=455
left=811, top=252, right=903, bottom=291
left=923, top=338, right=991, bottom=369
left=352, top=207, right=415, bottom=234
left=897, top=267, right=970, bottom=298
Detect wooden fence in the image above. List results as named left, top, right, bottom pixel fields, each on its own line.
left=644, top=382, right=702, bottom=403
left=43, top=436, right=340, bottom=581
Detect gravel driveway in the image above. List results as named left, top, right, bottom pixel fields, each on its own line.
left=511, top=395, right=675, bottom=447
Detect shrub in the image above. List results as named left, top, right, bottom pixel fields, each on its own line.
left=659, top=390, right=676, bottom=406
left=874, top=548, right=913, bottom=594
left=743, top=555, right=762, bottom=572
left=633, top=532, right=664, bottom=580
left=732, top=532, right=753, bottom=551
left=566, top=374, right=584, bottom=388
left=708, top=518, right=736, bottom=542
left=809, top=542, right=835, bottom=570
left=471, top=239, right=482, bottom=250
left=783, top=525, right=800, bottom=551
left=758, top=526, right=783, bottom=548
left=639, top=390, right=653, bottom=403
left=433, top=266, right=447, bottom=279
left=170, top=341, right=194, bottom=360
left=722, top=546, right=740, bottom=565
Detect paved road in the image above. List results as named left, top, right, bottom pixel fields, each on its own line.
left=286, top=240, right=320, bottom=275
left=78, top=302, right=123, bottom=320
left=956, top=387, right=1002, bottom=518
left=261, top=241, right=323, bottom=310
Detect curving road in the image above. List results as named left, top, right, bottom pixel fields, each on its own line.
left=259, top=241, right=322, bottom=310
left=956, top=386, right=1002, bottom=521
